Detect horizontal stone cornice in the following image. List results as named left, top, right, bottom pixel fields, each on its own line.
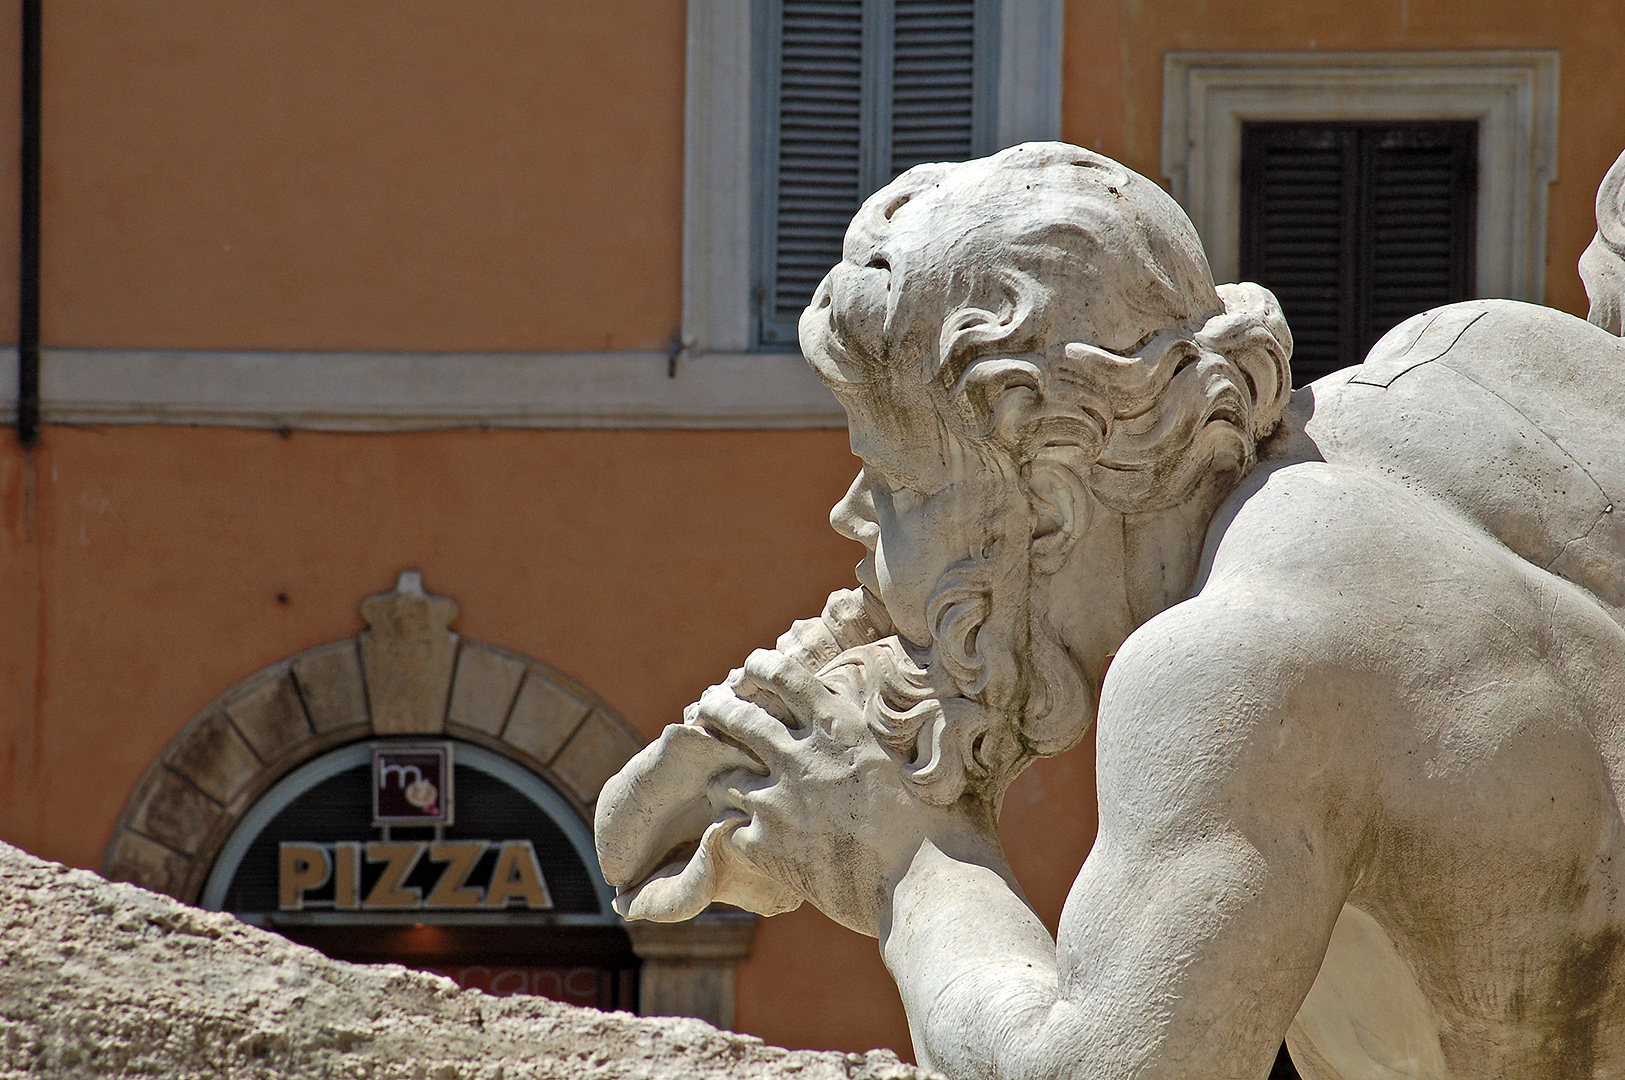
left=0, top=347, right=849, bottom=431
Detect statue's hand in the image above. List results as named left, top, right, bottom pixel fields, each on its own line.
left=691, top=642, right=990, bottom=937
left=594, top=623, right=996, bottom=936
left=594, top=588, right=892, bottom=926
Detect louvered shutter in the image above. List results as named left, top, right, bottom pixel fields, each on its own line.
left=1240, top=126, right=1351, bottom=380
left=1240, top=121, right=1477, bottom=384
left=763, top=0, right=866, bottom=345
left=757, top=0, right=996, bottom=347
left=890, top=1, right=977, bottom=175
left=1361, top=127, right=1477, bottom=350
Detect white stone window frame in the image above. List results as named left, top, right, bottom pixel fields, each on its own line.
left=1162, top=50, right=1560, bottom=304
left=683, top=0, right=1066, bottom=359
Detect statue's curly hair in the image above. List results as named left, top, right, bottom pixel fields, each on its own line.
left=1581, top=147, right=1625, bottom=335
left=806, top=142, right=1293, bottom=517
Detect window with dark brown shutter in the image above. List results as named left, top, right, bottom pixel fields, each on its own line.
left=1239, top=121, right=1477, bottom=385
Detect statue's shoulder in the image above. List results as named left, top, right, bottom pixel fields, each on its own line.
left=1306, top=298, right=1625, bottom=454
left=1294, top=300, right=1625, bottom=617
left=1315, top=298, right=1624, bottom=410
left=1199, top=458, right=1467, bottom=598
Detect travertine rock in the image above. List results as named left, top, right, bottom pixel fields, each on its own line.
left=0, top=840, right=927, bottom=1080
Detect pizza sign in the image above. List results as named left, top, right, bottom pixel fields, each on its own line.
left=209, top=739, right=608, bottom=923
left=278, top=838, right=554, bottom=912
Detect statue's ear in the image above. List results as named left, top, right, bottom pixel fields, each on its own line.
left=1026, top=458, right=1091, bottom=575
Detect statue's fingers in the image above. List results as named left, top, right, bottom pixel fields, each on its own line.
left=705, top=764, right=773, bottom=815
left=614, top=814, right=742, bottom=923
left=734, top=648, right=834, bottom=717
left=694, top=684, right=800, bottom=769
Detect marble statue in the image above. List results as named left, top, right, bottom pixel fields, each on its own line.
left=597, top=143, right=1625, bottom=1079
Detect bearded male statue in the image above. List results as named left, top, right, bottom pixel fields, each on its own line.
left=596, top=143, right=1625, bottom=1080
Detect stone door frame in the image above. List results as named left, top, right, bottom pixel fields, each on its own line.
left=103, top=570, right=758, bottom=1028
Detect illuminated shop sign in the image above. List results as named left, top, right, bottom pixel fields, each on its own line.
left=274, top=745, right=551, bottom=912
left=201, top=740, right=618, bottom=926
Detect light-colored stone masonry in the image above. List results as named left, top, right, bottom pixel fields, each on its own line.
left=0, top=839, right=929, bottom=1080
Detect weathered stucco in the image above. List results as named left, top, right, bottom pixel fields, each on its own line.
left=0, top=839, right=928, bottom=1080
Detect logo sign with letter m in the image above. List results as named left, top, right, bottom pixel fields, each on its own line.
left=373, top=744, right=453, bottom=826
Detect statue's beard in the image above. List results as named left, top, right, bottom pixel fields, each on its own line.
left=888, top=536, right=1095, bottom=807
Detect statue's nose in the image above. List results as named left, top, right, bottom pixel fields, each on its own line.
left=831, top=471, right=879, bottom=545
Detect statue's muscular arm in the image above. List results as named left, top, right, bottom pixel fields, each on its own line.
left=883, top=594, right=1358, bottom=1080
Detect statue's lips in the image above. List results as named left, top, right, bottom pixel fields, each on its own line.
left=593, top=722, right=762, bottom=898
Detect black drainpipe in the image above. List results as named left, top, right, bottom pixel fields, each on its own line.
left=16, top=0, right=39, bottom=447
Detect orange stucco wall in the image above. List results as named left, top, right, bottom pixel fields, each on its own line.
left=0, top=1, right=19, bottom=342
left=44, top=1, right=685, bottom=351
left=0, top=424, right=1099, bottom=1058
left=36, top=2, right=1620, bottom=356
left=0, top=428, right=863, bottom=863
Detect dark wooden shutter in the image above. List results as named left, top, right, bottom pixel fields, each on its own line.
left=1240, top=121, right=1477, bottom=385
left=1361, top=127, right=1477, bottom=349
left=758, top=0, right=993, bottom=347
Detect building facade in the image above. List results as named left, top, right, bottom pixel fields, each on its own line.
left=0, top=0, right=1620, bottom=1060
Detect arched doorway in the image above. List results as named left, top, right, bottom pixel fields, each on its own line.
left=105, top=572, right=756, bottom=1024
left=200, top=738, right=636, bottom=1009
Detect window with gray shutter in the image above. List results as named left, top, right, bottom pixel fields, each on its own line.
left=1239, top=121, right=1477, bottom=385
left=755, top=0, right=999, bottom=347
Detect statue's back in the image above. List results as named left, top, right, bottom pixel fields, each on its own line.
left=1265, top=300, right=1625, bottom=1080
